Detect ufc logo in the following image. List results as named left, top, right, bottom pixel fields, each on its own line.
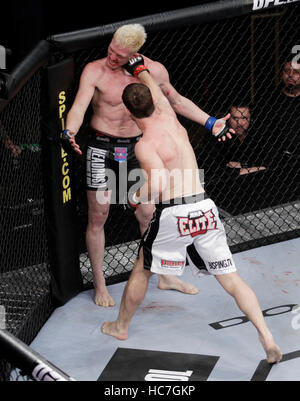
left=253, top=0, right=298, bottom=10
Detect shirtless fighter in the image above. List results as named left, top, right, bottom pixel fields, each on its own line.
left=101, top=58, right=282, bottom=364
left=65, top=24, right=232, bottom=308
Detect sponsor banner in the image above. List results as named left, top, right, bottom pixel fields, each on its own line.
left=44, top=58, right=83, bottom=306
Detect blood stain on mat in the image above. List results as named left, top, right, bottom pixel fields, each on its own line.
left=242, top=257, right=263, bottom=265
left=140, top=302, right=183, bottom=312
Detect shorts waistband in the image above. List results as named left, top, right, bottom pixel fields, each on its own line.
left=89, top=128, right=142, bottom=144
left=156, top=192, right=208, bottom=210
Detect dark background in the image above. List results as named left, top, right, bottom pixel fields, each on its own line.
left=1, top=0, right=207, bottom=69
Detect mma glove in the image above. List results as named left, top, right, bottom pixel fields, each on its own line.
left=123, top=56, right=149, bottom=77
left=205, top=117, right=230, bottom=140
left=127, top=192, right=141, bottom=212
left=60, top=129, right=78, bottom=155
left=61, top=129, right=75, bottom=141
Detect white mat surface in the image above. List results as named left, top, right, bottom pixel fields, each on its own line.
left=30, top=238, right=300, bottom=381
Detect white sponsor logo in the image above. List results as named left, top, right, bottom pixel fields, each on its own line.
left=253, top=0, right=298, bottom=10
left=178, top=209, right=216, bottom=237
left=145, top=369, right=193, bottom=381
left=32, top=361, right=75, bottom=381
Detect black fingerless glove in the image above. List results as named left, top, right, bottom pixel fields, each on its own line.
left=123, top=56, right=149, bottom=77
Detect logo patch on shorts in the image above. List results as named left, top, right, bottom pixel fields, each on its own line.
left=114, top=147, right=128, bottom=162
left=177, top=209, right=217, bottom=237
left=208, top=259, right=233, bottom=270
left=161, top=259, right=185, bottom=268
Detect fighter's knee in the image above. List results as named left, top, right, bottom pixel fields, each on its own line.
left=137, top=212, right=152, bottom=227
left=135, top=206, right=154, bottom=226
left=88, top=210, right=109, bottom=231
left=216, top=272, right=240, bottom=296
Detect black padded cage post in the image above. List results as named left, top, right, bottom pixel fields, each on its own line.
left=43, top=57, right=84, bottom=306
left=0, top=329, right=75, bottom=381
left=0, top=0, right=300, bottom=381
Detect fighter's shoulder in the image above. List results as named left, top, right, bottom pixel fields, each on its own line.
left=81, top=59, right=105, bottom=79
left=142, top=56, right=169, bottom=81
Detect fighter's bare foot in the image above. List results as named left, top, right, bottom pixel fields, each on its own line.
left=94, top=289, right=115, bottom=307
left=259, top=334, right=282, bottom=364
left=158, top=275, right=199, bottom=295
left=101, top=321, right=128, bottom=340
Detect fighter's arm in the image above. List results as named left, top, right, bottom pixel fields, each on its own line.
left=64, top=64, right=97, bottom=155
left=66, top=63, right=96, bottom=134
left=123, top=56, right=167, bottom=109
left=151, top=61, right=233, bottom=141
left=124, top=56, right=232, bottom=140
left=152, top=63, right=210, bottom=124
left=137, top=69, right=171, bottom=111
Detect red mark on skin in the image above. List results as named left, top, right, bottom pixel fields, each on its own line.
left=166, top=90, right=170, bottom=96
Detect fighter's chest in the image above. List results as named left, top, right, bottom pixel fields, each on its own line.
left=96, top=74, right=138, bottom=106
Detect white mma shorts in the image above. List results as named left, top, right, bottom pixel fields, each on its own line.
left=140, top=194, right=236, bottom=277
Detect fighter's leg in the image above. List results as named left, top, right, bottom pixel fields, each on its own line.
left=86, top=190, right=115, bottom=307
left=216, top=272, right=282, bottom=363
left=102, top=248, right=153, bottom=340
left=134, top=203, right=198, bottom=295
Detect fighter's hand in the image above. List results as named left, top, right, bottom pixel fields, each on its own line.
left=212, top=114, right=234, bottom=142
left=69, top=135, right=82, bottom=155
left=61, top=129, right=82, bottom=155
left=123, top=55, right=149, bottom=77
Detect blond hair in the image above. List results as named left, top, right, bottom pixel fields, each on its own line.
left=113, top=24, right=147, bottom=53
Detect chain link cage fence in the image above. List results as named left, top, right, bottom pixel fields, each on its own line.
left=0, top=72, right=52, bottom=380
left=0, top=1, right=299, bottom=381
left=72, top=3, right=300, bottom=288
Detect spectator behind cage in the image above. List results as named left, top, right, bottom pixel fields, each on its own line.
left=199, top=103, right=272, bottom=215
left=224, top=104, right=267, bottom=176
left=268, top=55, right=300, bottom=158
left=255, top=54, right=300, bottom=202
left=200, top=103, right=267, bottom=180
